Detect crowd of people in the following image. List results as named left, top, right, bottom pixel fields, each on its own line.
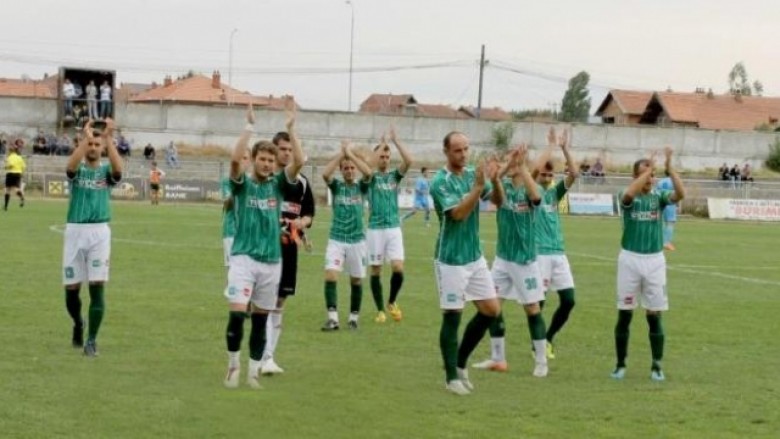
left=718, top=162, right=754, bottom=185
left=62, top=78, right=113, bottom=122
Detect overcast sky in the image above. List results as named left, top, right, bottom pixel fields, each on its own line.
left=1, top=0, right=777, bottom=112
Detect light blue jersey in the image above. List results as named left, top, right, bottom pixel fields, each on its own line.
left=656, top=177, right=677, bottom=222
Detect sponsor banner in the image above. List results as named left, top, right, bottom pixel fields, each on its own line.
left=161, top=180, right=203, bottom=201
left=568, top=193, right=614, bottom=215
left=43, top=174, right=143, bottom=200
left=202, top=181, right=222, bottom=202
left=707, top=198, right=780, bottom=221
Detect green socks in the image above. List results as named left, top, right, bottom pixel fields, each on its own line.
left=87, top=284, right=105, bottom=341
left=527, top=312, right=547, bottom=341
left=614, top=310, right=633, bottom=368
left=350, top=283, right=363, bottom=314
left=646, top=313, right=665, bottom=370
left=457, top=312, right=494, bottom=368
left=324, top=281, right=337, bottom=310
left=439, top=312, right=461, bottom=382
left=546, top=288, right=575, bottom=342
left=370, top=275, right=384, bottom=311
left=488, top=312, right=506, bottom=338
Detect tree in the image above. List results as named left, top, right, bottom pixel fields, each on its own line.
left=491, top=122, right=514, bottom=151
left=728, top=62, right=763, bottom=96
left=560, top=71, right=591, bottom=123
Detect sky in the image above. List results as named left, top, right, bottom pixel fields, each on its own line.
left=1, top=0, right=778, bottom=113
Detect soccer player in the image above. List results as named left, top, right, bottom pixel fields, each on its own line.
left=432, top=131, right=501, bottom=396
left=472, top=145, right=549, bottom=377
left=533, top=127, right=578, bottom=359
left=656, top=172, right=677, bottom=251
left=320, top=141, right=372, bottom=331
left=612, top=147, right=684, bottom=382
left=401, top=167, right=432, bottom=226
left=222, top=101, right=305, bottom=389
left=62, top=119, right=123, bottom=357
left=366, top=126, right=413, bottom=324
left=3, top=139, right=26, bottom=210
left=149, top=161, right=165, bottom=206
left=259, top=129, right=315, bottom=375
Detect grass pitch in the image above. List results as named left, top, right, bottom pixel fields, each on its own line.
left=1, top=199, right=778, bottom=438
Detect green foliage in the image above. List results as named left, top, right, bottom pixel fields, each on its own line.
left=511, top=108, right=554, bottom=121
left=728, top=62, right=763, bottom=96
left=560, top=71, right=591, bottom=123
left=490, top=121, right=514, bottom=151
left=765, top=137, right=780, bottom=172
left=2, top=202, right=780, bottom=438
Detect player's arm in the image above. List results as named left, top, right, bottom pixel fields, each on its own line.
left=489, top=155, right=505, bottom=207
left=282, top=97, right=305, bottom=180
left=389, top=124, right=413, bottom=175
left=559, top=128, right=578, bottom=188
left=664, top=146, right=685, bottom=203
left=531, top=127, right=557, bottom=180
left=231, top=102, right=254, bottom=182
left=621, top=151, right=657, bottom=206
left=515, top=145, right=541, bottom=203
left=66, top=120, right=95, bottom=175
left=344, top=143, right=373, bottom=180
left=102, top=118, right=122, bottom=181
left=449, top=161, right=487, bottom=221
left=322, top=146, right=344, bottom=184
left=298, top=176, right=315, bottom=229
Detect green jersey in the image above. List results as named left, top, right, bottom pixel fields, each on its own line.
left=496, top=178, right=538, bottom=265
left=430, top=166, right=492, bottom=265
left=536, top=180, right=569, bottom=255
left=367, top=169, right=404, bottom=229
left=221, top=178, right=237, bottom=239
left=230, top=172, right=293, bottom=263
left=328, top=178, right=369, bottom=243
left=66, top=162, right=118, bottom=224
left=620, top=189, right=673, bottom=254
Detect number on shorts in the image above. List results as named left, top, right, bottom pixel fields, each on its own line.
left=524, top=277, right=538, bottom=291
left=65, top=267, right=75, bottom=279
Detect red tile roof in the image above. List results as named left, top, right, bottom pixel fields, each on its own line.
left=652, top=92, right=780, bottom=131
left=0, top=75, right=58, bottom=98
left=595, top=90, right=653, bottom=116
left=129, top=73, right=296, bottom=110
left=359, top=93, right=417, bottom=113
left=458, top=105, right=512, bottom=121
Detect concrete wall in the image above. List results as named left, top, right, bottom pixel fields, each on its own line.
left=1, top=96, right=777, bottom=170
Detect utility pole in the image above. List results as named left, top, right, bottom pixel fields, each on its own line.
left=477, top=44, right=486, bottom=119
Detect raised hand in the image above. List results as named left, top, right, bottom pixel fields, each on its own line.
left=103, top=117, right=116, bottom=138
left=558, top=128, right=569, bottom=150
left=284, top=96, right=296, bottom=131
left=340, top=140, right=351, bottom=157
left=547, top=127, right=557, bottom=147
left=516, top=143, right=529, bottom=165
left=475, top=159, right=487, bottom=187
left=83, top=119, right=95, bottom=140
left=246, top=101, right=256, bottom=125
left=486, top=154, right=500, bottom=181
left=388, top=124, right=397, bottom=143
left=664, top=146, right=674, bottom=160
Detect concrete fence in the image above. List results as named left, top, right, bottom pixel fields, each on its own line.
left=1, top=96, right=777, bottom=171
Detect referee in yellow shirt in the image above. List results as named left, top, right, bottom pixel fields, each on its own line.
left=4, top=140, right=26, bottom=210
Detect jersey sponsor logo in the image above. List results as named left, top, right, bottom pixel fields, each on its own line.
left=374, top=182, right=398, bottom=191
left=630, top=211, right=660, bottom=221
left=540, top=204, right=557, bottom=213
left=247, top=197, right=278, bottom=210
left=281, top=201, right=302, bottom=215
left=73, top=177, right=108, bottom=190
left=335, top=195, right=363, bottom=206
left=504, top=201, right=531, bottom=213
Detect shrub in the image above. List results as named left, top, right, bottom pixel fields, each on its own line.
left=491, top=122, right=514, bottom=151
left=765, top=138, right=780, bottom=172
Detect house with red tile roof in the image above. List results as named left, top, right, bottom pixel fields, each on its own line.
left=639, top=90, right=780, bottom=131
left=0, top=75, right=59, bottom=99
left=129, top=71, right=296, bottom=110
left=595, top=90, right=653, bottom=125
left=360, top=93, right=511, bottom=120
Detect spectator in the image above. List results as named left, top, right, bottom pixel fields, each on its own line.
left=33, top=130, right=49, bottom=155
left=579, top=159, right=591, bottom=176
left=99, top=80, right=112, bottom=119
left=718, top=162, right=730, bottom=181
left=55, top=135, right=72, bottom=156
left=590, top=157, right=606, bottom=184
left=0, top=134, right=6, bottom=155
left=741, top=163, right=754, bottom=183
left=143, top=143, right=156, bottom=160
left=63, top=78, right=76, bottom=116
left=165, top=141, right=179, bottom=168
left=729, top=163, right=741, bottom=186
left=85, top=80, right=98, bottom=119
left=73, top=105, right=86, bottom=129
left=117, top=136, right=131, bottom=157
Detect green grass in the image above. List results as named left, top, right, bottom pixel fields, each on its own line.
left=1, top=199, right=779, bottom=438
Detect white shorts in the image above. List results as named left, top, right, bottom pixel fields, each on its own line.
left=616, top=250, right=668, bottom=311
left=62, top=223, right=111, bottom=285
left=537, top=254, right=575, bottom=291
left=491, top=257, right=544, bottom=305
left=435, top=257, right=496, bottom=310
left=223, top=237, right=234, bottom=267
left=325, top=239, right=367, bottom=278
left=225, top=255, right=281, bottom=310
left=366, top=227, right=404, bottom=266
